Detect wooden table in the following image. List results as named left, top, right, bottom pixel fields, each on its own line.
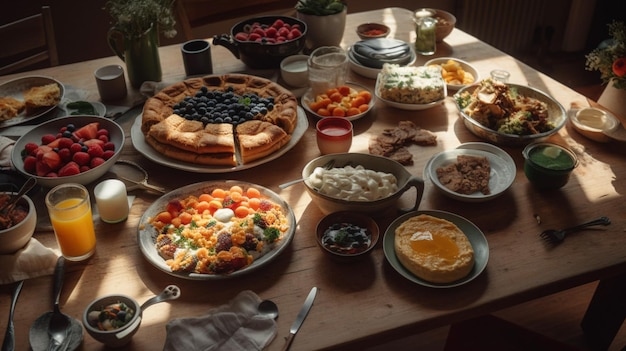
left=2, top=7, right=625, bottom=351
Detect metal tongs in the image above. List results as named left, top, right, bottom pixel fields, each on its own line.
left=115, top=160, right=166, bottom=194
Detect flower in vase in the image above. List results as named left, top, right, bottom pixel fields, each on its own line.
left=105, top=0, right=177, bottom=38
left=585, top=20, right=626, bottom=89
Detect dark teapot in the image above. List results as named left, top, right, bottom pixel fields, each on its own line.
left=213, top=15, right=307, bottom=69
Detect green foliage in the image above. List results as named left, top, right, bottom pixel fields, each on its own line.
left=105, top=0, right=177, bottom=38
left=295, top=0, right=346, bottom=16
left=586, top=21, right=626, bottom=90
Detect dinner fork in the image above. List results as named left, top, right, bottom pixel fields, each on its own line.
left=540, top=216, right=611, bottom=244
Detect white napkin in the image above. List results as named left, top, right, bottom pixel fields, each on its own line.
left=0, top=135, right=15, bottom=169
left=163, top=290, right=277, bottom=351
left=0, top=238, right=59, bottom=285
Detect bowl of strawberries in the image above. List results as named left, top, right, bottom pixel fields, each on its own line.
left=11, top=115, right=124, bottom=188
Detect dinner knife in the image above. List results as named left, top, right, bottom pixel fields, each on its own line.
left=281, top=287, right=317, bottom=351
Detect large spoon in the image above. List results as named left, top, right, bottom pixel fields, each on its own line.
left=1, top=280, right=24, bottom=351
left=258, top=299, right=279, bottom=320
left=140, top=285, right=181, bottom=311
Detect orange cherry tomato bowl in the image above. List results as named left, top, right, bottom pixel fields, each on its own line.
left=302, top=82, right=375, bottom=121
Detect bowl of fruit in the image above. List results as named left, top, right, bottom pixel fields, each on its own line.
left=213, top=15, right=307, bottom=69
left=11, top=115, right=124, bottom=188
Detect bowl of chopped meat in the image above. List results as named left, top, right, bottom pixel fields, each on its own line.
left=453, top=79, right=567, bottom=146
left=0, top=192, right=36, bottom=254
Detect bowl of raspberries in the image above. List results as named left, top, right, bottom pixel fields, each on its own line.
left=11, top=115, right=124, bottom=188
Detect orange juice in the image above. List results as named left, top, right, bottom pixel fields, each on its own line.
left=49, top=197, right=96, bottom=260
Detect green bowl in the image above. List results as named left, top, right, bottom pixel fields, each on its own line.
left=522, top=142, right=578, bottom=190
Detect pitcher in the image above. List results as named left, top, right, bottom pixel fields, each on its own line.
left=108, top=24, right=162, bottom=89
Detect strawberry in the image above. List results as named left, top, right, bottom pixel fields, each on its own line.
left=103, top=142, right=115, bottom=151
left=79, top=165, right=91, bottom=173
left=72, top=151, right=91, bottom=166
left=83, top=139, right=104, bottom=147
left=58, top=161, right=80, bottom=177
left=90, top=157, right=105, bottom=168
left=235, top=32, right=248, bottom=41
left=41, top=151, right=61, bottom=171
left=36, top=161, right=51, bottom=176
left=23, top=156, right=37, bottom=173
left=72, top=122, right=99, bottom=140
left=96, top=129, right=109, bottom=138
left=272, top=19, right=285, bottom=29
left=265, top=27, right=277, bottom=38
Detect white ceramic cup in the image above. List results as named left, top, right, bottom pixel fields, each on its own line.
left=280, top=55, right=309, bottom=87
left=95, top=65, right=128, bottom=101
left=94, top=179, right=129, bottom=223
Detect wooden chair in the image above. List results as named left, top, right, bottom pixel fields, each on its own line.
left=0, top=6, right=59, bottom=76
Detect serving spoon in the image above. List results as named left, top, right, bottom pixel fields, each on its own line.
left=0, top=177, right=36, bottom=214
left=140, top=285, right=181, bottom=311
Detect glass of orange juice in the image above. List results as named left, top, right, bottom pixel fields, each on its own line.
left=45, top=183, right=96, bottom=261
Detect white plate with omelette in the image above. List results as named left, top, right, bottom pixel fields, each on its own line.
left=383, top=210, right=489, bottom=288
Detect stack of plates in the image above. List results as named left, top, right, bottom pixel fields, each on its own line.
left=348, top=39, right=416, bottom=79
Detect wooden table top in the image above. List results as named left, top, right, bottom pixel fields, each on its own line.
left=1, top=7, right=625, bottom=351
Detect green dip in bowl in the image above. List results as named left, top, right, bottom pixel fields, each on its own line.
left=522, top=142, right=578, bottom=190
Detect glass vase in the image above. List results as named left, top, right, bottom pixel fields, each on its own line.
left=108, top=24, right=162, bottom=89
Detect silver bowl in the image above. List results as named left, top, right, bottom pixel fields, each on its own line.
left=453, top=83, right=566, bottom=146
left=302, top=153, right=424, bottom=215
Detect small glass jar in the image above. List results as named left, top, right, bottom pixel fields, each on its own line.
left=414, top=10, right=436, bottom=55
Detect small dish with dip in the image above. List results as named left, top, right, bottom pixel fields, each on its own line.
left=522, top=142, right=579, bottom=190
left=569, top=107, right=620, bottom=143
left=316, top=211, right=379, bottom=262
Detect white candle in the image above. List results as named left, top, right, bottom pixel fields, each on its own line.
left=94, top=179, right=129, bottom=223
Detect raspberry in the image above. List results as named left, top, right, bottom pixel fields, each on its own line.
left=58, top=162, right=80, bottom=177
left=102, top=150, right=115, bottom=160
left=73, top=151, right=91, bottom=166
left=90, top=157, right=105, bottom=168
left=41, top=134, right=56, bottom=145
left=70, top=143, right=83, bottom=154
left=57, top=148, right=72, bottom=162
left=24, top=143, right=39, bottom=155
left=57, top=137, right=74, bottom=149
left=87, top=144, right=104, bottom=158
left=103, top=142, right=115, bottom=151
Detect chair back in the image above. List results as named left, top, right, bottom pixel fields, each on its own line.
left=0, top=6, right=59, bottom=76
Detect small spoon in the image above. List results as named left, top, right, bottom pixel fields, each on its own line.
left=140, top=285, right=181, bottom=311
left=258, top=299, right=279, bottom=320
left=0, top=177, right=36, bottom=214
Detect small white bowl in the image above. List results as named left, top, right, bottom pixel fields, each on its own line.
left=0, top=193, right=36, bottom=254
left=569, top=107, right=619, bottom=143
left=83, top=294, right=141, bottom=348
left=280, top=55, right=309, bottom=88
left=424, top=57, right=479, bottom=90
